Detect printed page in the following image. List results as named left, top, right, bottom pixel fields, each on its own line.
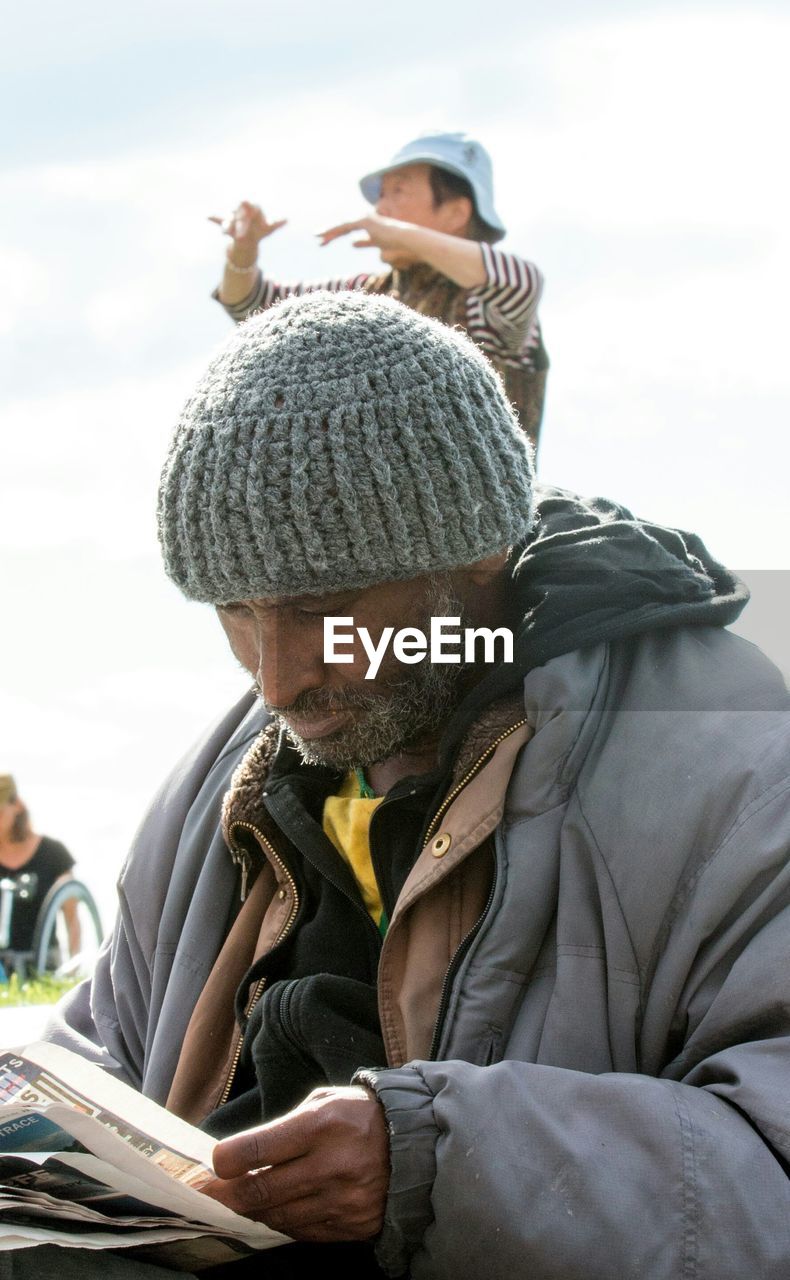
left=0, top=1149, right=215, bottom=1227
left=0, top=1043, right=289, bottom=1252
left=0, top=1154, right=254, bottom=1266
left=1, top=1043, right=215, bottom=1182
left=0, top=1218, right=252, bottom=1263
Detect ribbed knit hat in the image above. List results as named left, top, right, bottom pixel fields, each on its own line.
left=158, top=290, right=535, bottom=603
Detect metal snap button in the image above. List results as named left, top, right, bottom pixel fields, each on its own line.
left=432, top=833, right=452, bottom=858
left=277, top=888, right=287, bottom=900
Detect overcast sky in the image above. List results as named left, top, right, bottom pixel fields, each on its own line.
left=2, top=0, right=788, bottom=923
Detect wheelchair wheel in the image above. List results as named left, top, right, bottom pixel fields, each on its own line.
left=30, top=879, right=104, bottom=977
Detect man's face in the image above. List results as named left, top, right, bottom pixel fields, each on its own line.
left=374, top=164, right=471, bottom=267
left=216, top=573, right=469, bottom=770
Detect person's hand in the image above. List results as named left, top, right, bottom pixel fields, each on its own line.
left=317, top=212, right=417, bottom=263
left=209, top=201, right=287, bottom=268
left=200, top=1085, right=390, bottom=1243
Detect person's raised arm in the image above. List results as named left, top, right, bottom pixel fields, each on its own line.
left=318, top=213, right=488, bottom=288
left=209, top=201, right=287, bottom=306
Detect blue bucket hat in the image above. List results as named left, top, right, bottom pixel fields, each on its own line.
left=359, top=131, right=506, bottom=242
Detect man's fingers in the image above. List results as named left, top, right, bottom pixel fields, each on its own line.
left=200, top=1169, right=286, bottom=1219
left=263, top=1194, right=377, bottom=1241
left=203, top=1172, right=380, bottom=1242
left=353, top=238, right=374, bottom=249
left=200, top=1171, right=266, bottom=1217
left=203, top=1153, right=314, bottom=1214
left=213, top=1113, right=312, bottom=1180
left=207, top=215, right=224, bottom=225
left=213, top=1129, right=271, bottom=1179
left=262, top=1191, right=331, bottom=1233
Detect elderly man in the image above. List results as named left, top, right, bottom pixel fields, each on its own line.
left=49, top=291, right=790, bottom=1280
left=210, top=131, right=549, bottom=446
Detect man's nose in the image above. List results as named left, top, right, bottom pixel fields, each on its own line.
left=375, top=193, right=392, bottom=217
left=256, top=621, right=325, bottom=710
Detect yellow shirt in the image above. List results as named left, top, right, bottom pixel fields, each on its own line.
left=322, top=772, right=385, bottom=930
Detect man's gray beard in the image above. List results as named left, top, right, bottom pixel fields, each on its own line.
left=264, top=579, right=469, bottom=770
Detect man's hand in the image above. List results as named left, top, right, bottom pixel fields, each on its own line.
left=209, top=201, right=287, bottom=268
left=200, top=1085, right=390, bottom=1243
left=317, top=212, right=417, bottom=263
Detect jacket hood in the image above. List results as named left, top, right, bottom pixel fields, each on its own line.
left=512, top=486, right=748, bottom=668
left=442, top=485, right=750, bottom=757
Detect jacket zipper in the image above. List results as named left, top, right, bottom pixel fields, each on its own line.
left=421, top=718, right=528, bottom=1058
left=427, top=853, right=497, bottom=1059
left=217, top=820, right=300, bottom=1108
left=422, top=719, right=528, bottom=848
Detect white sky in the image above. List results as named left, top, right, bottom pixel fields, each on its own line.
left=1, top=0, right=788, bottom=924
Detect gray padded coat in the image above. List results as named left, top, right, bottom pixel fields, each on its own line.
left=49, top=621, right=790, bottom=1278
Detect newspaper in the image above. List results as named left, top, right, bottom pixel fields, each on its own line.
left=0, top=1041, right=290, bottom=1269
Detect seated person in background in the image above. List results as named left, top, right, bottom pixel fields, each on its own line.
left=210, top=130, right=549, bottom=448
left=0, top=774, right=78, bottom=960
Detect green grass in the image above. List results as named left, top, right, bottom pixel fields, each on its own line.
left=0, top=973, right=79, bottom=1006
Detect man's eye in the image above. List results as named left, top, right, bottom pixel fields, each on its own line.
left=296, top=597, right=356, bottom=619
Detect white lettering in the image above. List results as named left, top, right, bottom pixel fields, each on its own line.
left=430, top=616, right=462, bottom=663
left=392, top=628, right=428, bottom=664
left=358, top=626, right=395, bottom=680
left=464, top=627, right=514, bottom=664
left=323, top=616, right=515, bottom=678
left=0, top=1115, right=39, bottom=1136
left=323, top=616, right=355, bottom=663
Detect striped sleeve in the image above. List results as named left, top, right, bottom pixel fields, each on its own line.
left=464, top=245, right=544, bottom=362
left=213, top=271, right=373, bottom=324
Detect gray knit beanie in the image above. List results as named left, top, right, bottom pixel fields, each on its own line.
left=158, top=290, right=535, bottom=603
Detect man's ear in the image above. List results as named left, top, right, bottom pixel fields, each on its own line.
left=457, top=549, right=510, bottom=587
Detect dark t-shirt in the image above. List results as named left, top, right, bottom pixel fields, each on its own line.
left=0, top=836, right=75, bottom=950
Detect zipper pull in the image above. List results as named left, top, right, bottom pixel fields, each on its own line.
left=239, top=853, right=250, bottom=903
left=232, top=847, right=252, bottom=903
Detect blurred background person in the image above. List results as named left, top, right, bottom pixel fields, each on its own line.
left=211, top=131, right=549, bottom=449
left=0, top=774, right=79, bottom=967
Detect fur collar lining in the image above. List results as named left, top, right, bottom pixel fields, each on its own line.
left=221, top=691, right=527, bottom=855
